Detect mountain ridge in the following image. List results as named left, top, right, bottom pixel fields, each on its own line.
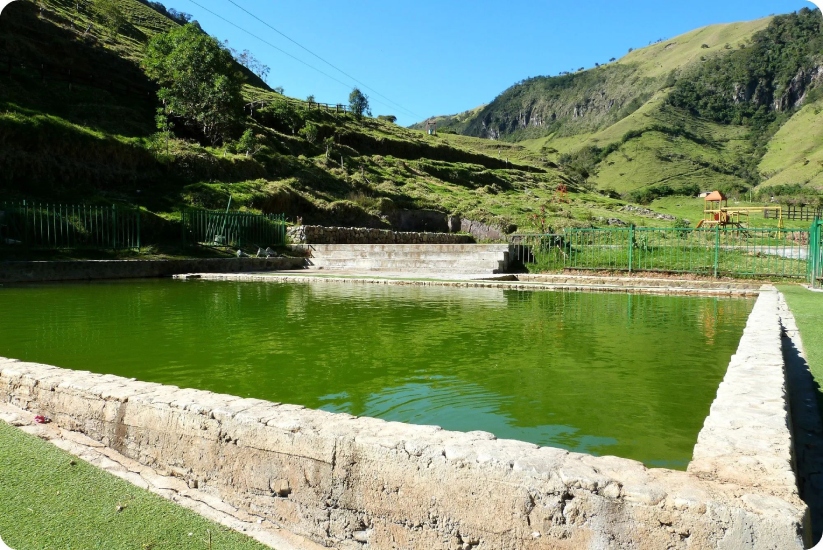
left=414, top=10, right=823, bottom=200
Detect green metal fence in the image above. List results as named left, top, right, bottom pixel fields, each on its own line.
left=810, top=219, right=822, bottom=288
left=511, top=225, right=813, bottom=279
left=0, top=201, right=140, bottom=250
left=181, top=209, right=286, bottom=249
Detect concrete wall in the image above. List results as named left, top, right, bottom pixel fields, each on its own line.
left=287, top=226, right=474, bottom=245
left=0, top=257, right=306, bottom=284
left=0, top=288, right=809, bottom=549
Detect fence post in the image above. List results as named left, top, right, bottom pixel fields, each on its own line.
left=627, top=225, right=634, bottom=273
left=817, top=221, right=821, bottom=289
left=136, top=207, right=141, bottom=252
left=817, top=220, right=822, bottom=289
left=181, top=209, right=186, bottom=245
left=811, top=219, right=821, bottom=289
left=713, top=225, right=720, bottom=278
left=23, top=200, right=28, bottom=245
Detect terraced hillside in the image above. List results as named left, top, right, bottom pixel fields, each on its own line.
left=0, top=0, right=682, bottom=236
left=418, top=9, right=823, bottom=202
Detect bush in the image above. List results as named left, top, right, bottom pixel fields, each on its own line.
left=625, top=183, right=700, bottom=205
left=299, top=121, right=319, bottom=144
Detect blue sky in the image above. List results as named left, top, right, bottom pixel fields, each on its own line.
left=173, top=0, right=815, bottom=125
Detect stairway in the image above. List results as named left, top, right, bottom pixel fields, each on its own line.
left=303, top=244, right=511, bottom=274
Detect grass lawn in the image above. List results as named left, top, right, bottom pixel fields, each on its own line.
left=780, top=285, right=823, bottom=408
left=0, top=421, right=269, bottom=550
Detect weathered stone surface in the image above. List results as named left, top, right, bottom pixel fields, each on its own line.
left=185, top=272, right=759, bottom=298
left=0, top=288, right=809, bottom=548
left=287, top=225, right=475, bottom=245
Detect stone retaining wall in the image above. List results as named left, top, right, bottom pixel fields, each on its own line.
left=0, top=257, right=306, bottom=284
left=0, top=289, right=809, bottom=549
left=287, top=225, right=474, bottom=245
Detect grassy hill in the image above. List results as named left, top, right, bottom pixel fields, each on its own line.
left=4, top=0, right=816, bottom=246
left=0, top=0, right=694, bottom=238
left=759, top=97, right=823, bottom=189
left=419, top=9, right=823, bottom=204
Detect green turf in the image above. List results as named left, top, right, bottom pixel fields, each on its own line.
left=780, top=285, right=823, bottom=396
left=0, top=421, right=269, bottom=550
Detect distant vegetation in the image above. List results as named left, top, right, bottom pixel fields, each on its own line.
left=2, top=0, right=819, bottom=241
left=136, top=0, right=192, bottom=25
left=4, top=0, right=673, bottom=236
left=669, top=9, right=823, bottom=126
left=417, top=8, right=823, bottom=203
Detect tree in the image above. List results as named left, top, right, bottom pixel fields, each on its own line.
left=236, top=128, right=259, bottom=157
left=377, top=115, right=397, bottom=124
left=323, top=136, right=334, bottom=160
left=154, top=107, right=174, bottom=156
left=223, top=41, right=271, bottom=83
left=348, top=87, right=370, bottom=118
left=143, top=24, right=244, bottom=144
left=94, top=0, right=127, bottom=35
left=268, top=98, right=303, bottom=135
left=299, top=121, right=318, bottom=144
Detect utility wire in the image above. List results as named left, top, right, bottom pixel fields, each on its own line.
left=225, top=0, right=424, bottom=120
left=185, top=0, right=411, bottom=115
left=185, top=0, right=352, bottom=93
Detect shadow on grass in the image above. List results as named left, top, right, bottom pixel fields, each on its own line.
left=782, top=327, right=823, bottom=545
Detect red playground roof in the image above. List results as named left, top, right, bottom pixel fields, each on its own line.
left=704, top=191, right=726, bottom=201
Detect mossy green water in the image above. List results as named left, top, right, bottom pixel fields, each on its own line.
left=0, top=281, right=752, bottom=469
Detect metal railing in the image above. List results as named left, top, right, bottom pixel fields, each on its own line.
left=511, top=225, right=813, bottom=279
left=810, top=219, right=822, bottom=288
left=181, top=209, right=286, bottom=249
left=0, top=201, right=140, bottom=250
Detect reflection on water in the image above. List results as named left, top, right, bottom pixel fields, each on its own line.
left=0, top=280, right=753, bottom=468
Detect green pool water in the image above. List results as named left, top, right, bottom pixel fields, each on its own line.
left=0, top=280, right=753, bottom=468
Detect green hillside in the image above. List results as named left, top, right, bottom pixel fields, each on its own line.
left=759, top=97, right=823, bottom=189
left=419, top=9, right=823, bottom=203
left=415, top=18, right=770, bottom=141
left=0, top=0, right=687, bottom=237
left=3, top=0, right=818, bottom=244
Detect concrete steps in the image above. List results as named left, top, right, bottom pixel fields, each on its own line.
left=303, top=244, right=511, bottom=273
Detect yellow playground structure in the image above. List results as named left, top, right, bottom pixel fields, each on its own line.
left=696, top=191, right=783, bottom=229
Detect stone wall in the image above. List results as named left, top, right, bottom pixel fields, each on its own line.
left=455, top=218, right=508, bottom=241
left=0, top=288, right=810, bottom=549
left=287, top=225, right=474, bottom=245
left=0, top=257, right=306, bottom=284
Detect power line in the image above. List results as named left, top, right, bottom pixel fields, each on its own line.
left=184, top=0, right=414, bottom=116
left=225, top=0, right=424, bottom=120
left=184, top=0, right=352, bottom=94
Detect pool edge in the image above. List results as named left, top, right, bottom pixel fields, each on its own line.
left=0, top=287, right=809, bottom=549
